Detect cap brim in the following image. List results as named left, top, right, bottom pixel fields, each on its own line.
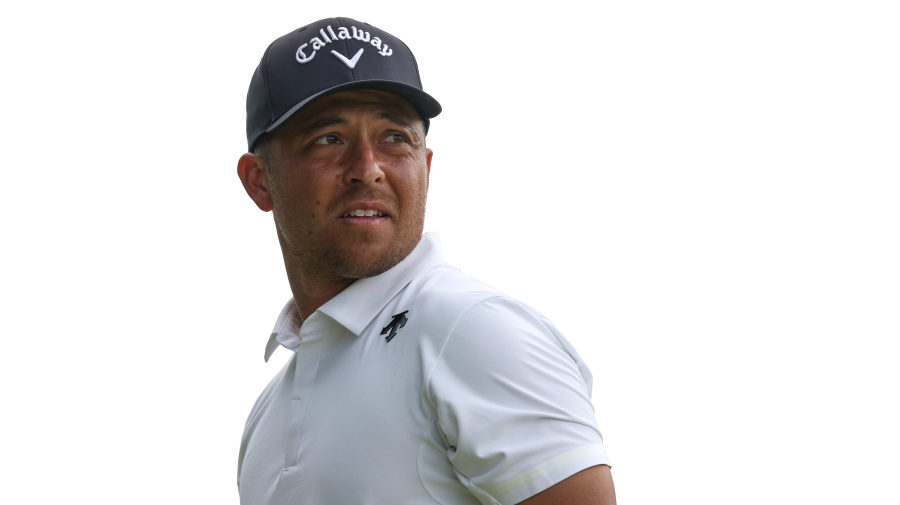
left=262, top=80, right=441, bottom=139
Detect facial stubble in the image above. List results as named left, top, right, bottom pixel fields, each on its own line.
left=271, top=171, right=429, bottom=286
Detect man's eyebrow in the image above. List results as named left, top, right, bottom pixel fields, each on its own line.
left=375, top=111, right=416, bottom=130
left=300, top=117, right=348, bottom=136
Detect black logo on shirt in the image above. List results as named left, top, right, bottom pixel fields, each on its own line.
left=381, top=311, right=409, bottom=343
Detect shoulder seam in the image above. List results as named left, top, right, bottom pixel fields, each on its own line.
left=420, top=294, right=506, bottom=411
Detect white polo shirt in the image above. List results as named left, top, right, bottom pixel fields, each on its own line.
left=237, top=233, right=610, bottom=505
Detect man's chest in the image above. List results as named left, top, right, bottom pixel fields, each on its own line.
left=238, top=319, right=478, bottom=505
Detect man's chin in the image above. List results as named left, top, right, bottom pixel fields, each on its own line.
left=326, top=237, right=419, bottom=280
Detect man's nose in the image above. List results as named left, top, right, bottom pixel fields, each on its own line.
left=343, top=139, right=385, bottom=185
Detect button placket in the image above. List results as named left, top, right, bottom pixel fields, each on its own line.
left=283, top=318, right=327, bottom=470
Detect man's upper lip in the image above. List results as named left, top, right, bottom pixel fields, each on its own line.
left=339, top=202, right=391, bottom=217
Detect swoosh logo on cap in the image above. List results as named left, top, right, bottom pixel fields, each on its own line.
left=331, top=48, right=364, bottom=69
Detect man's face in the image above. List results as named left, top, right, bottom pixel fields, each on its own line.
left=259, top=90, right=433, bottom=283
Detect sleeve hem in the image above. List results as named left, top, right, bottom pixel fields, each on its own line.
left=482, top=443, right=611, bottom=505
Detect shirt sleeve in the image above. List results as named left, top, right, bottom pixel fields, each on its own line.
left=426, top=296, right=610, bottom=505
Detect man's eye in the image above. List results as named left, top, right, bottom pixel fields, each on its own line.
left=314, top=135, right=340, bottom=145
left=384, top=133, right=407, bottom=143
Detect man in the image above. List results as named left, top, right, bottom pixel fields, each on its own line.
left=236, top=17, right=616, bottom=505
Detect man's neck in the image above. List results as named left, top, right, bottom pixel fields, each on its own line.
left=285, top=272, right=354, bottom=321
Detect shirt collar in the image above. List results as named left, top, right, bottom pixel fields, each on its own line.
left=264, top=233, right=447, bottom=362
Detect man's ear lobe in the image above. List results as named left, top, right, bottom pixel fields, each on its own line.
left=237, top=153, right=274, bottom=212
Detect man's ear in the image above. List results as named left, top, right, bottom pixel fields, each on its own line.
left=425, top=148, right=433, bottom=178
left=237, top=153, right=274, bottom=212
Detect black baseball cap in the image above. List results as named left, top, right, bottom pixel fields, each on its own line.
left=245, top=17, right=442, bottom=151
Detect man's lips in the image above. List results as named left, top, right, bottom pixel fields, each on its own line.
left=342, top=209, right=385, bottom=217
left=338, top=202, right=391, bottom=219
left=339, top=207, right=389, bottom=227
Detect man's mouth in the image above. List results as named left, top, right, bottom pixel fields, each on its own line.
left=342, top=209, right=385, bottom=217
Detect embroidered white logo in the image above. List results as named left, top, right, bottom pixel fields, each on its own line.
left=295, top=25, right=393, bottom=65
left=331, top=48, right=364, bottom=69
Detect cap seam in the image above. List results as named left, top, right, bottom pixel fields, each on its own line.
left=395, top=36, right=423, bottom=88
left=261, top=40, right=278, bottom=132
left=335, top=18, right=358, bottom=82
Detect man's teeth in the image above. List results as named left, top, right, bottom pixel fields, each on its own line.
left=344, top=210, right=384, bottom=217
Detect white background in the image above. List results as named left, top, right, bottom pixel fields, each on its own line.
left=2, top=1, right=898, bottom=503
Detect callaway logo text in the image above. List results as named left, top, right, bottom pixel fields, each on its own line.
left=296, top=25, right=394, bottom=64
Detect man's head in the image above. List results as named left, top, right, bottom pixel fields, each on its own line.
left=238, top=18, right=440, bottom=290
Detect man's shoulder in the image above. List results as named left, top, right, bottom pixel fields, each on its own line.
left=404, top=264, right=509, bottom=313
left=392, top=264, right=553, bottom=340
left=370, top=263, right=508, bottom=342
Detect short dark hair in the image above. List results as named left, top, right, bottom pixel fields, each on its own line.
left=252, top=134, right=275, bottom=168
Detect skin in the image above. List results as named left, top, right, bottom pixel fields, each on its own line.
left=237, top=89, right=616, bottom=504
left=238, top=90, right=432, bottom=319
left=518, top=465, right=617, bottom=505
